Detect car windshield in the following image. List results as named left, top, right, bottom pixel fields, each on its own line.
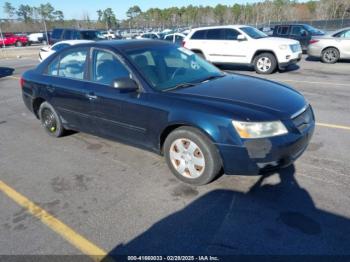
left=80, top=31, right=104, bottom=40
left=240, top=27, right=268, bottom=39
left=126, top=45, right=224, bottom=92
left=303, top=24, right=324, bottom=35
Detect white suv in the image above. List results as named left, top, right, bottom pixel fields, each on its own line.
left=184, top=25, right=302, bottom=74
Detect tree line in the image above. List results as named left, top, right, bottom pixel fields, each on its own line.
left=2, top=0, right=350, bottom=32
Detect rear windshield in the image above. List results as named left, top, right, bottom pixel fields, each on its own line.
left=303, top=25, right=324, bottom=35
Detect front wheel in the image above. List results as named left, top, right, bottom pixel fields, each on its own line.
left=164, top=127, right=222, bottom=185
left=39, top=102, right=65, bottom=137
left=321, top=47, right=339, bottom=64
left=253, top=53, right=277, bottom=74
left=15, top=41, right=23, bottom=47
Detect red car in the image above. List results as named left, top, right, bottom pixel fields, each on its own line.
left=0, top=33, right=29, bottom=47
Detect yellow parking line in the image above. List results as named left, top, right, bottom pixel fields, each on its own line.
left=316, top=122, right=350, bottom=131
left=0, top=180, right=108, bottom=262
left=3, top=75, right=20, bottom=80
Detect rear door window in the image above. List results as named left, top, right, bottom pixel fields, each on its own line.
left=54, top=48, right=88, bottom=80
left=206, top=29, right=224, bottom=40
left=278, top=26, right=290, bottom=36
left=191, top=30, right=207, bottom=40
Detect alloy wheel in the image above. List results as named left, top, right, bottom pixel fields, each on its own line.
left=257, top=57, right=272, bottom=72
left=323, top=49, right=338, bottom=63
left=42, top=108, right=57, bottom=133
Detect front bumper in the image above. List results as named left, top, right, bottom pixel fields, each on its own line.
left=217, top=117, right=315, bottom=176
left=278, top=52, right=302, bottom=69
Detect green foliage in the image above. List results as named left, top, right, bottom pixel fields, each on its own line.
left=3, top=2, right=16, bottom=18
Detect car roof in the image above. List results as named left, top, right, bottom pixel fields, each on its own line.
left=53, top=40, right=94, bottom=46
left=82, top=39, right=173, bottom=51
left=52, top=28, right=99, bottom=31
left=191, top=25, right=249, bottom=31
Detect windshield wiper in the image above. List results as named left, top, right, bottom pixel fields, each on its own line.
left=164, top=82, right=198, bottom=92
left=198, top=74, right=225, bottom=83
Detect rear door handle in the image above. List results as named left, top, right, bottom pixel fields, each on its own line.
left=86, top=92, right=98, bottom=100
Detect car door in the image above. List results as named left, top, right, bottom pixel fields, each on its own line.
left=291, top=25, right=308, bottom=50
left=337, top=29, right=350, bottom=58
left=277, top=25, right=290, bottom=39
left=44, top=47, right=96, bottom=133
left=221, top=28, right=249, bottom=63
left=85, top=48, right=153, bottom=147
left=203, top=29, right=227, bottom=63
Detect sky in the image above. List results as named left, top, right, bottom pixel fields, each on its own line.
left=0, top=0, right=266, bottom=20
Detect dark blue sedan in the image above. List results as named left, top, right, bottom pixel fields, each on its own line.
left=21, top=40, right=315, bottom=185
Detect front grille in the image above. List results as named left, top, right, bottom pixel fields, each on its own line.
left=292, top=106, right=314, bottom=133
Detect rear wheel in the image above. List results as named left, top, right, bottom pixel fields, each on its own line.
left=39, top=102, right=65, bottom=137
left=164, top=127, right=222, bottom=185
left=321, top=47, right=339, bottom=64
left=253, top=53, right=277, bottom=74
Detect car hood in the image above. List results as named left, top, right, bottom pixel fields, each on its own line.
left=169, top=74, right=307, bottom=120
left=256, top=37, right=300, bottom=45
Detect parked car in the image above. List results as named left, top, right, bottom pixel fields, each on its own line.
left=259, top=26, right=274, bottom=36
left=0, top=33, right=29, bottom=47
left=38, top=40, right=94, bottom=62
left=50, top=28, right=104, bottom=44
left=100, top=30, right=116, bottom=40
left=21, top=40, right=314, bottom=185
left=184, top=25, right=302, bottom=74
left=272, top=24, right=324, bottom=51
left=136, top=33, right=161, bottom=39
left=307, top=27, right=350, bottom=64
left=164, top=33, right=186, bottom=45
left=28, top=32, right=49, bottom=45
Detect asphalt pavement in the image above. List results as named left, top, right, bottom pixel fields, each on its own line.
left=0, top=56, right=349, bottom=260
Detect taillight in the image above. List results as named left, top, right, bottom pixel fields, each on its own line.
left=182, top=41, right=186, bottom=47
left=309, top=39, right=319, bottom=44
left=20, top=77, right=25, bottom=88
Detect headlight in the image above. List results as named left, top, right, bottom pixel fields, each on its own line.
left=279, top=44, right=288, bottom=50
left=232, top=120, right=288, bottom=139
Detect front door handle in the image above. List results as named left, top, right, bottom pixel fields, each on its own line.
left=86, top=93, right=98, bottom=100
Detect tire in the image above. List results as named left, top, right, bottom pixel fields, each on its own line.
left=321, top=47, right=339, bottom=64
left=163, top=126, right=222, bottom=186
left=253, top=52, right=277, bottom=74
left=38, top=102, right=65, bottom=137
left=15, top=41, right=23, bottom=47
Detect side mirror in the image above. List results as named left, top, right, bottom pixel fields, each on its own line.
left=237, top=34, right=247, bottom=41
left=113, top=77, right=138, bottom=92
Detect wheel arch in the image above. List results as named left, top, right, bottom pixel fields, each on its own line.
left=159, top=122, right=218, bottom=155
left=32, top=97, right=46, bottom=119
left=322, top=46, right=340, bottom=54
left=251, top=50, right=278, bottom=64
